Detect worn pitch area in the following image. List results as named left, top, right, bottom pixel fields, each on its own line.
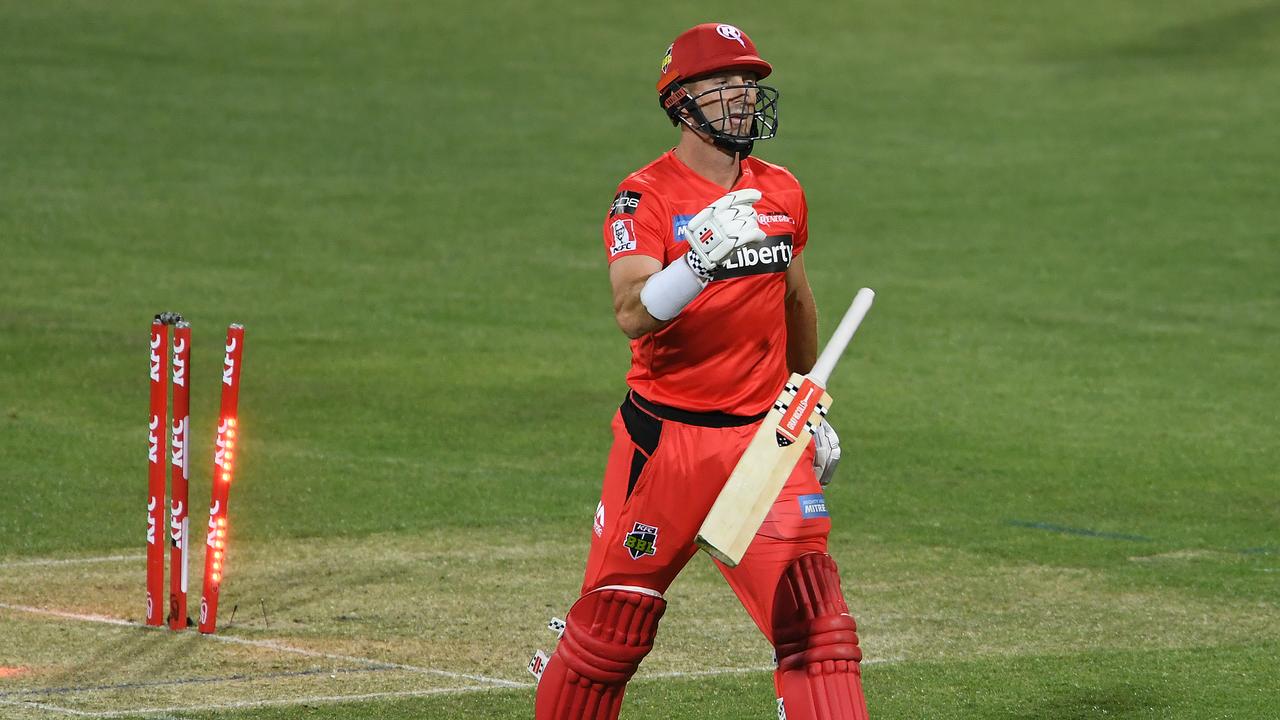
left=2, top=528, right=1276, bottom=716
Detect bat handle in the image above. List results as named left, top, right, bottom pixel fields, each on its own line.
left=808, top=288, right=875, bottom=386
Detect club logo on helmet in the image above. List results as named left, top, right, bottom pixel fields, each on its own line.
left=716, top=24, right=746, bottom=48
left=661, top=43, right=673, bottom=74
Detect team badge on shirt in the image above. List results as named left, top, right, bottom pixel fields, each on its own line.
left=623, top=521, right=659, bottom=559
left=609, top=218, right=637, bottom=256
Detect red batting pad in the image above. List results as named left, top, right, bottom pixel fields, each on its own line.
left=772, top=553, right=869, bottom=720
left=535, top=587, right=666, bottom=720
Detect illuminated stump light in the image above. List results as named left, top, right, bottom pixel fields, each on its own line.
left=198, top=324, right=244, bottom=634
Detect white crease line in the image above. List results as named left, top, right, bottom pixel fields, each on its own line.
left=0, top=604, right=135, bottom=627
left=2, top=602, right=893, bottom=717
left=0, top=702, right=185, bottom=720
left=0, top=555, right=142, bottom=570
left=639, top=665, right=775, bottom=680
left=48, top=685, right=509, bottom=718
left=0, top=602, right=527, bottom=689
left=0, top=696, right=97, bottom=716
left=637, top=656, right=895, bottom=682
left=0, top=649, right=891, bottom=718
left=10, top=663, right=895, bottom=718
left=210, top=634, right=528, bottom=688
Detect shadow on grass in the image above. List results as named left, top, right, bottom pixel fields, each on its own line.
left=1009, top=682, right=1172, bottom=719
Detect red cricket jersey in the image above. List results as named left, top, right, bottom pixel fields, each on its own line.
left=603, top=150, right=809, bottom=416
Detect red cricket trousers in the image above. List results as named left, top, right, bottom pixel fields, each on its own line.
left=581, top=391, right=833, bottom=641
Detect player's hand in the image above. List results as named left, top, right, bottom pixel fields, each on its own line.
left=683, top=189, right=767, bottom=279
left=813, top=420, right=842, bottom=486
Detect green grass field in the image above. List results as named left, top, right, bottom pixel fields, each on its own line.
left=2, top=1, right=1278, bottom=717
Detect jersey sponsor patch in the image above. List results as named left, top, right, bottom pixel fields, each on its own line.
left=672, top=214, right=695, bottom=243
left=757, top=213, right=794, bottom=226
left=713, top=234, right=794, bottom=280
left=593, top=501, right=606, bottom=538
left=610, top=190, right=643, bottom=218
left=609, top=218, right=637, bottom=256
left=797, top=493, right=830, bottom=519
left=623, top=521, right=659, bottom=559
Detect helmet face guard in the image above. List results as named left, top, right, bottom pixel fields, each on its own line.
left=660, top=80, right=779, bottom=157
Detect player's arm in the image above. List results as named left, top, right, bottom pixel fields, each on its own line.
left=784, top=254, right=818, bottom=373
left=610, top=255, right=668, bottom=339
left=786, top=255, right=845, bottom=485
left=608, top=189, right=767, bottom=340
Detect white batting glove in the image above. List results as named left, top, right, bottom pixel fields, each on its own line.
left=683, top=189, right=767, bottom=280
left=813, top=420, right=842, bottom=486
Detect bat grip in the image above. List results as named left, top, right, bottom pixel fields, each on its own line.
left=808, top=288, right=875, bottom=386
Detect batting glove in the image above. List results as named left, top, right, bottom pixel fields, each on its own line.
left=683, top=189, right=767, bottom=280
left=813, top=420, right=842, bottom=486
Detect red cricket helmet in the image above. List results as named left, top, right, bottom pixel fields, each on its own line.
left=656, top=23, right=779, bottom=157
left=657, top=23, right=773, bottom=90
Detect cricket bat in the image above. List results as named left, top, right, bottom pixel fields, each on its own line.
left=696, top=288, right=875, bottom=566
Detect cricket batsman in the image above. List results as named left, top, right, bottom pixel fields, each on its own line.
left=534, top=23, right=870, bottom=719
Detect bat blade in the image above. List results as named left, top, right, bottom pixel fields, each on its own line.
left=695, top=373, right=832, bottom=566
left=695, top=288, right=874, bottom=567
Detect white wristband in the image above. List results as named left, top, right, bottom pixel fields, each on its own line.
left=639, top=256, right=708, bottom=321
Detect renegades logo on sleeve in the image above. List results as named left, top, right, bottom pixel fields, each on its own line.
left=610, top=190, right=643, bottom=218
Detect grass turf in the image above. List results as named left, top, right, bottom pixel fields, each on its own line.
left=1, top=0, right=1277, bottom=717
